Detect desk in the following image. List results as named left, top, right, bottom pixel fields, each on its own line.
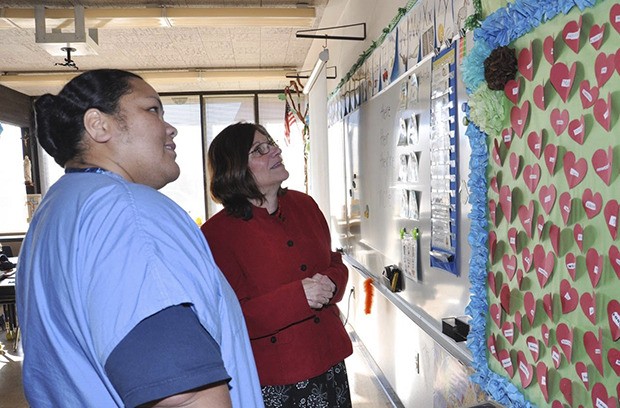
left=0, top=257, right=18, bottom=351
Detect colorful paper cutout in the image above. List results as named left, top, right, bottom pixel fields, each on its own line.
left=517, top=44, right=534, bottom=81
left=511, top=101, right=530, bottom=138
left=575, top=361, right=589, bottom=390
left=579, top=80, right=599, bottom=108
left=608, top=299, right=620, bottom=341
left=533, top=83, right=546, bottom=110
left=593, top=92, right=612, bottom=131
left=582, top=188, right=603, bottom=219
left=556, top=323, right=574, bottom=364
left=543, top=144, right=558, bottom=175
left=527, top=130, right=543, bottom=158
left=567, top=115, right=586, bottom=145
left=580, top=291, right=597, bottom=324
left=539, top=184, right=557, bottom=215
left=560, top=279, right=578, bottom=314
left=536, top=362, right=549, bottom=402
left=504, top=78, right=521, bottom=105
left=563, top=152, right=588, bottom=188
left=594, top=51, right=615, bottom=88
left=517, top=350, right=533, bottom=387
left=565, top=252, right=577, bottom=281
left=604, top=199, right=619, bottom=239
left=589, top=23, right=606, bottom=50
left=518, top=202, right=535, bottom=238
left=592, top=146, right=613, bottom=186
left=543, top=35, right=555, bottom=65
left=608, top=245, right=620, bottom=279
left=562, top=17, right=582, bottom=53
left=534, top=244, right=555, bottom=288
left=550, top=62, right=577, bottom=102
left=573, top=223, right=584, bottom=252
left=550, top=108, right=569, bottom=136
left=586, top=247, right=603, bottom=288
left=560, top=377, right=573, bottom=406
left=559, top=192, right=572, bottom=225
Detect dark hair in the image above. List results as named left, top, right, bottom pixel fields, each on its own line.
left=34, top=69, right=142, bottom=166
left=208, top=122, right=286, bottom=220
left=483, top=46, right=518, bottom=91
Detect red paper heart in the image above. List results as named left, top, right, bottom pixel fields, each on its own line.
left=543, top=293, right=553, bottom=320
left=490, top=303, right=502, bottom=328
left=539, top=184, right=557, bottom=215
left=522, top=247, right=532, bottom=272
left=534, top=245, right=554, bottom=288
left=488, top=271, right=498, bottom=296
left=527, top=335, right=540, bottom=361
left=565, top=252, right=577, bottom=281
left=517, top=45, right=533, bottom=81
left=503, top=254, right=517, bottom=281
left=527, top=130, right=542, bottom=158
left=593, top=93, right=612, bottom=131
left=524, top=291, right=536, bottom=326
left=509, top=152, right=520, bottom=179
left=504, top=78, right=521, bottom=105
left=595, top=52, right=615, bottom=88
left=604, top=199, right=619, bottom=239
left=502, top=321, right=515, bottom=345
left=488, top=333, right=499, bottom=361
left=499, top=185, right=513, bottom=223
left=500, top=283, right=511, bottom=313
left=616, top=48, right=620, bottom=76
left=543, top=35, right=555, bottom=65
left=586, top=248, right=603, bottom=288
left=608, top=348, right=620, bottom=376
left=582, top=188, right=602, bottom=219
left=592, top=382, right=617, bottom=408
left=550, top=108, right=569, bottom=136
left=508, top=227, right=518, bottom=254
left=518, top=202, right=534, bottom=238
left=573, top=223, right=584, bottom=252
left=567, top=115, right=586, bottom=145
left=516, top=268, right=524, bottom=290
left=490, top=175, right=499, bottom=194
left=498, top=348, right=514, bottom=378
left=556, top=323, right=573, bottom=364
left=515, top=311, right=523, bottom=334
left=549, top=224, right=560, bottom=255
left=589, top=23, right=605, bottom=50
left=575, top=361, right=589, bottom=390
left=612, top=3, right=620, bottom=34
left=541, top=324, right=550, bottom=346
left=489, top=199, right=498, bottom=226
left=608, top=245, right=620, bottom=279
left=550, top=62, right=576, bottom=102
left=580, top=292, right=597, bottom=324
left=536, top=362, right=549, bottom=402
left=584, top=329, right=604, bottom=375
left=537, top=214, right=545, bottom=239
left=592, top=146, right=613, bottom=186
left=543, top=144, right=558, bottom=175
left=501, top=128, right=513, bottom=147
left=533, top=83, right=546, bottom=110
left=559, top=192, right=572, bottom=225
left=489, top=231, right=498, bottom=264
left=523, top=164, right=541, bottom=194
left=551, top=345, right=562, bottom=369
left=560, top=377, right=573, bottom=406
left=562, top=17, right=582, bottom=53
left=608, top=299, right=620, bottom=341
left=517, top=350, right=533, bottom=388
left=579, top=80, right=599, bottom=108
left=560, top=279, right=578, bottom=314
left=511, top=101, right=530, bottom=138
left=563, top=152, right=588, bottom=188
left=492, top=138, right=502, bottom=166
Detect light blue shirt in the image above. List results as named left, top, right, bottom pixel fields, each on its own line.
left=17, top=170, right=264, bottom=407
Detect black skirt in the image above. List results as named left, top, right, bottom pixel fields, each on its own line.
left=261, top=361, right=352, bottom=407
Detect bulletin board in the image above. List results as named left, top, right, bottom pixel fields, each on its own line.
left=462, top=0, right=620, bottom=407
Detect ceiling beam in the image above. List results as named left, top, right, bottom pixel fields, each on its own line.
left=0, top=6, right=316, bottom=29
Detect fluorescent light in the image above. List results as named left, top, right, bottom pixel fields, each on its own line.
left=303, top=48, right=329, bottom=95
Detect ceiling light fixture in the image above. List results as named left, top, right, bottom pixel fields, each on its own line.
left=303, top=47, right=329, bottom=95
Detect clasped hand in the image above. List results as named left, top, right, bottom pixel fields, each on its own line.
left=302, top=273, right=336, bottom=309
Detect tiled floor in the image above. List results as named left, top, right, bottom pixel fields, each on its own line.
left=0, top=324, right=397, bottom=407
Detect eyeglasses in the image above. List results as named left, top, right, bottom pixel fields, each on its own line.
left=249, top=140, right=278, bottom=156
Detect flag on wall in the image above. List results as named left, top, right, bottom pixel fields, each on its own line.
left=284, top=100, right=296, bottom=145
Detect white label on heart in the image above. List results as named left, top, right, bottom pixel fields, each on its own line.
left=527, top=341, right=538, bottom=353
left=561, top=79, right=571, bottom=88
left=609, top=215, right=616, bottom=226
left=590, top=33, right=603, bottom=43
left=601, top=67, right=608, bottom=75
left=538, top=267, right=549, bottom=278
left=582, top=89, right=593, bottom=102
left=502, top=357, right=511, bottom=368
left=586, top=201, right=597, bottom=210
left=596, top=164, right=610, bottom=172
left=567, top=262, right=576, bottom=269
left=519, top=362, right=529, bottom=376
left=570, top=168, right=580, bottom=177
left=564, top=292, right=572, bottom=300
left=560, top=339, right=572, bottom=347
left=566, top=31, right=579, bottom=40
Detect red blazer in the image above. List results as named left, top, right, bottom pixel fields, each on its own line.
left=202, top=190, right=352, bottom=385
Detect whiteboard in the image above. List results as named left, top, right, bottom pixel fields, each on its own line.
left=328, top=44, right=473, bottom=357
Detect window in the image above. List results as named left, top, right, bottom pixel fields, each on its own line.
left=159, top=96, right=206, bottom=224
left=0, top=122, right=28, bottom=234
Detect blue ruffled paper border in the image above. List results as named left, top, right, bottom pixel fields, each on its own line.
left=461, top=0, right=598, bottom=406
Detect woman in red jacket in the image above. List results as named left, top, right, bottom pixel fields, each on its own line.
left=201, top=122, right=353, bottom=407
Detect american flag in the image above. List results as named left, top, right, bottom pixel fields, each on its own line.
left=284, top=100, right=296, bottom=145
